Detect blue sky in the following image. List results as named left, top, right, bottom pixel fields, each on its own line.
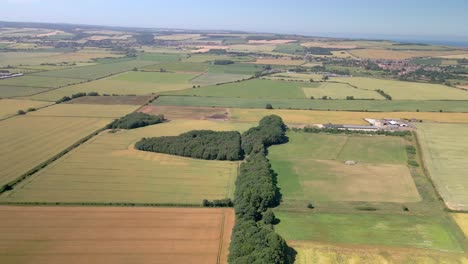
left=0, top=0, right=467, bottom=41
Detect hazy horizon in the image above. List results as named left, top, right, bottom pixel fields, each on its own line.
left=0, top=0, right=467, bottom=45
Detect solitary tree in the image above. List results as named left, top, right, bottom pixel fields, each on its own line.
left=265, top=103, right=273, bottom=109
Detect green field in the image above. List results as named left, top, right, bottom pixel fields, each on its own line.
left=137, top=53, right=183, bottom=62
left=29, top=72, right=198, bottom=101
left=208, top=63, right=262, bottom=75
left=30, top=60, right=157, bottom=80
left=0, top=120, right=254, bottom=204
left=273, top=43, right=305, bottom=55
left=0, top=85, right=50, bottom=97
left=302, top=82, right=384, bottom=99
left=152, top=95, right=468, bottom=112
left=331, top=77, right=468, bottom=100
left=190, top=73, right=251, bottom=86
left=416, top=123, right=468, bottom=211
left=274, top=211, right=463, bottom=252
left=0, top=75, right=84, bottom=88
left=167, top=79, right=318, bottom=98
left=143, top=62, right=208, bottom=73
left=268, top=132, right=419, bottom=203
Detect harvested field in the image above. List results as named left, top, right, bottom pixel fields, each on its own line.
left=67, top=95, right=152, bottom=105
left=139, top=105, right=229, bottom=120
left=0, top=120, right=254, bottom=204
left=0, top=51, right=62, bottom=67
left=330, top=77, right=468, bottom=100
left=143, top=62, right=208, bottom=73
left=416, top=123, right=468, bottom=211
left=289, top=241, right=467, bottom=264
left=268, top=132, right=419, bottom=203
left=230, top=108, right=468, bottom=125
left=0, top=206, right=234, bottom=264
left=0, top=99, right=52, bottom=119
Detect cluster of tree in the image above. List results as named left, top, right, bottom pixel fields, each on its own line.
left=241, top=115, right=288, bottom=155
left=305, top=47, right=341, bottom=55
left=135, top=130, right=243, bottom=161
left=135, top=33, right=155, bottom=45
left=107, top=112, right=164, bottom=130
left=298, top=126, right=411, bottom=137
left=213, top=59, right=234, bottom=65
left=398, top=69, right=455, bottom=84
left=229, top=115, right=291, bottom=264
left=55, top=92, right=99, bottom=103
left=376, top=89, right=392, bottom=100
left=202, top=199, right=233, bottom=207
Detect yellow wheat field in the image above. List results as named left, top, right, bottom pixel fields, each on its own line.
left=0, top=120, right=255, bottom=204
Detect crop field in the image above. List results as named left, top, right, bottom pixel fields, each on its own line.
left=0, top=85, right=50, bottom=97
left=67, top=95, right=152, bottom=105
left=289, top=240, right=467, bottom=264
left=0, top=51, right=62, bottom=67
left=139, top=105, right=229, bottom=120
left=152, top=95, right=468, bottom=112
left=0, top=116, right=110, bottom=188
left=143, top=62, right=208, bottom=73
left=230, top=108, right=468, bottom=125
left=0, top=99, right=52, bottom=119
left=29, top=72, right=198, bottom=101
left=0, top=75, right=85, bottom=88
left=191, top=73, right=251, bottom=86
left=264, top=72, right=324, bottom=82
left=416, top=123, right=468, bottom=211
left=0, top=120, right=254, bottom=204
left=268, top=132, right=419, bottom=203
left=250, top=58, right=305, bottom=65
left=208, top=63, right=261, bottom=75
left=155, top=33, right=201, bottom=40
left=169, top=79, right=318, bottom=98
left=302, top=82, right=383, bottom=99
left=27, top=103, right=138, bottom=118
left=30, top=60, right=157, bottom=80
left=0, top=206, right=234, bottom=264
left=228, top=44, right=277, bottom=52
left=330, top=77, right=468, bottom=100
left=452, top=214, right=468, bottom=237
left=275, top=211, right=462, bottom=252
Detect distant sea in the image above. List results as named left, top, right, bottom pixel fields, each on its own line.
left=391, top=39, right=468, bottom=48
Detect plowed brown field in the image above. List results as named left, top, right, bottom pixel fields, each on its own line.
left=0, top=206, right=234, bottom=264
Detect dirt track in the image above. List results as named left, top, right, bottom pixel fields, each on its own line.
left=0, top=206, right=234, bottom=264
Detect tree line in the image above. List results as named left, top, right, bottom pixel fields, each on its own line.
left=107, top=112, right=165, bottom=130
left=229, top=115, right=292, bottom=264
left=135, top=130, right=243, bottom=161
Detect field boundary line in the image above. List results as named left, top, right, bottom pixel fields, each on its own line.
left=0, top=102, right=56, bottom=122
left=216, top=211, right=226, bottom=264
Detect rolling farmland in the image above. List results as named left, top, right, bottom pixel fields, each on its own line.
left=0, top=206, right=234, bottom=264
left=168, top=79, right=318, bottom=98
left=0, top=120, right=254, bottom=204
left=330, top=77, right=468, bottom=100
left=416, top=123, right=468, bottom=211
left=268, top=132, right=418, bottom=203
left=0, top=99, right=52, bottom=119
